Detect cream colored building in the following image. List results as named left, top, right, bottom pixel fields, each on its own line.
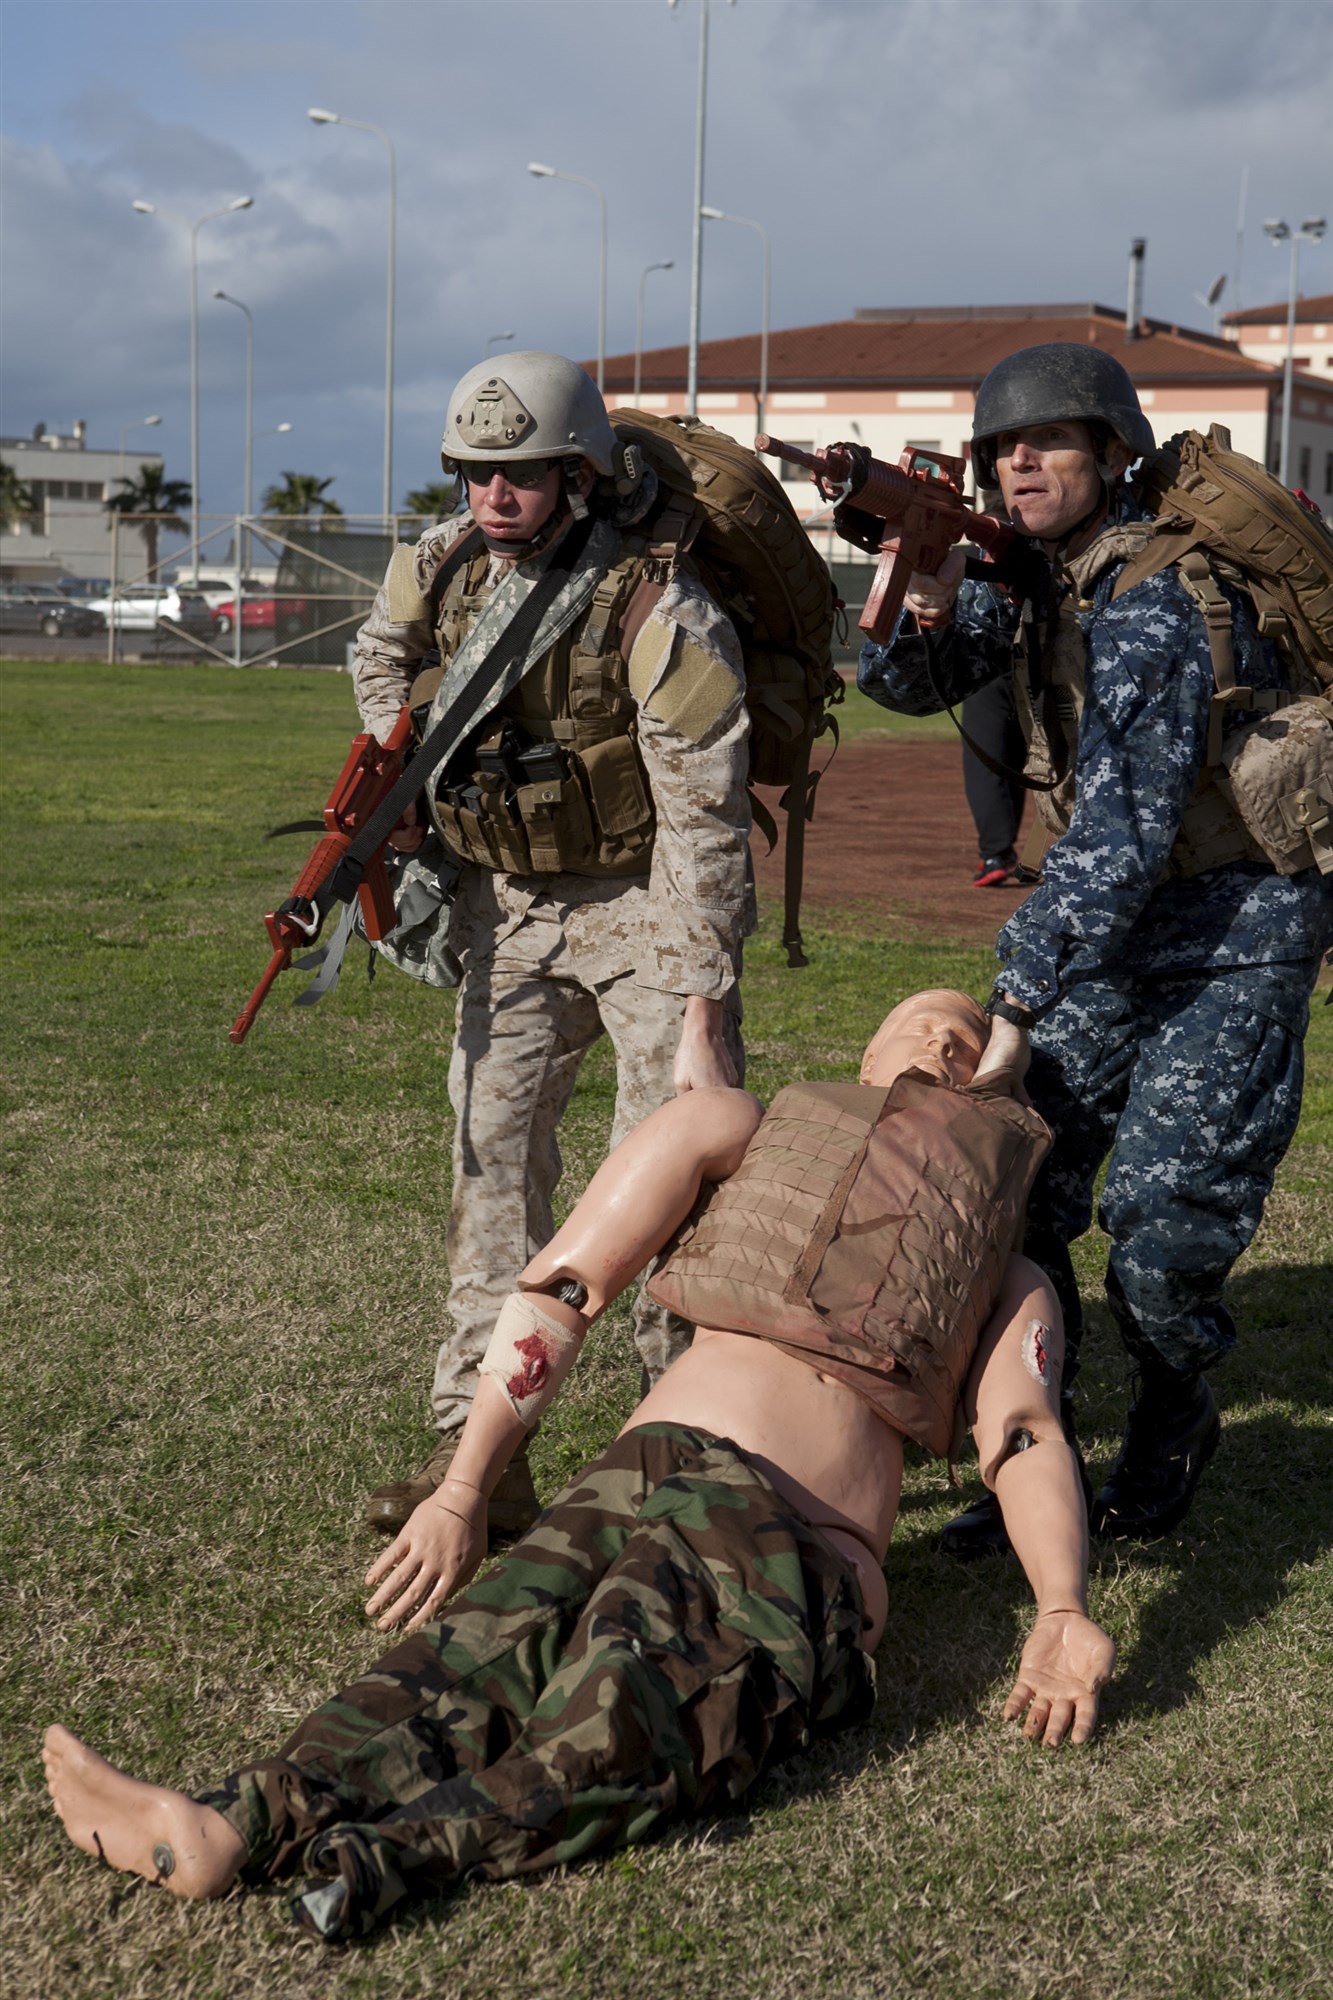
left=1224, top=292, right=1333, bottom=378
left=607, top=301, right=1333, bottom=523
left=0, top=421, right=168, bottom=583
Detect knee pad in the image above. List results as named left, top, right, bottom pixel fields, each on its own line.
left=479, top=1292, right=585, bottom=1428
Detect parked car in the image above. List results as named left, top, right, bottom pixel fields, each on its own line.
left=212, top=594, right=310, bottom=638
left=56, top=576, right=113, bottom=603
left=82, top=585, right=214, bottom=636
left=0, top=584, right=105, bottom=638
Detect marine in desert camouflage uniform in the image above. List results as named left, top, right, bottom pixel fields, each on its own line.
left=351, top=354, right=753, bottom=1539
left=858, top=343, right=1333, bottom=1552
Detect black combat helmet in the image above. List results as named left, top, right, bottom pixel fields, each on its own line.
left=971, top=343, right=1155, bottom=486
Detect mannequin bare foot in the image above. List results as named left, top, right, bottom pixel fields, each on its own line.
left=42, top=1726, right=245, bottom=1899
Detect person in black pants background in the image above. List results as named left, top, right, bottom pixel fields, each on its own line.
left=962, top=672, right=1027, bottom=885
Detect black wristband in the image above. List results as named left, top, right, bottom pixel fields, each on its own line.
left=986, top=991, right=1036, bottom=1031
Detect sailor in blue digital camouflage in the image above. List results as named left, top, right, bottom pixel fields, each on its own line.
left=857, top=342, right=1333, bottom=1551
left=350, top=354, right=753, bottom=1544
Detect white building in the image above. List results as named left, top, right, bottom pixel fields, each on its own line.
left=0, top=421, right=174, bottom=583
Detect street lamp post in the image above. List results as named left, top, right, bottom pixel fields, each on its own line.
left=486, top=330, right=516, bottom=357
left=1264, top=215, right=1327, bottom=488
left=132, top=196, right=253, bottom=579
left=669, top=0, right=735, bottom=416
left=212, top=290, right=254, bottom=525
left=308, top=109, right=397, bottom=519
left=701, top=206, right=770, bottom=434
left=117, top=413, right=162, bottom=475
left=634, top=262, right=674, bottom=400
left=528, top=163, right=607, bottom=392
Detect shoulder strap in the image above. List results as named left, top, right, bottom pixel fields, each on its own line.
left=317, top=517, right=595, bottom=915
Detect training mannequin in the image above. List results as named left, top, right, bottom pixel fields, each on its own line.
left=45, top=992, right=1114, bottom=1944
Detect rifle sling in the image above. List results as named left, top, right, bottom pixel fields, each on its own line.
left=317, top=517, right=593, bottom=913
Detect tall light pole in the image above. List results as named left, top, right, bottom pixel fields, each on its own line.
left=309, top=109, right=397, bottom=519
left=635, top=261, right=674, bottom=400
left=1264, top=215, right=1327, bottom=487
left=132, top=195, right=253, bottom=578
left=486, top=330, right=516, bottom=357
left=212, top=289, right=254, bottom=526
left=670, top=0, right=734, bottom=416
left=528, top=163, right=607, bottom=392
left=702, top=206, right=769, bottom=433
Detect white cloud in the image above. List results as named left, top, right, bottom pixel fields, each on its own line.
left=3, top=0, right=1329, bottom=516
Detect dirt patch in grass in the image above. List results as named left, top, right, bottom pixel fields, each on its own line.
left=752, top=737, right=1035, bottom=947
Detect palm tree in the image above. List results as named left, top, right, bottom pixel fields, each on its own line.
left=0, top=457, right=35, bottom=531
left=105, top=464, right=191, bottom=580
left=261, top=472, right=345, bottom=531
left=400, top=479, right=462, bottom=526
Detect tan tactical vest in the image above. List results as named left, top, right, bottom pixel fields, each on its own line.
left=1011, top=528, right=1268, bottom=877
left=646, top=1073, right=1052, bottom=1458
left=423, top=539, right=661, bottom=878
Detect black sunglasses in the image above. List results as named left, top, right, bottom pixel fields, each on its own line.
left=460, top=458, right=557, bottom=490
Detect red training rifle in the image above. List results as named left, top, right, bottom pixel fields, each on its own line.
left=229, top=705, right=414, bottom=1045
left=756, top=436, right=1021, bottom=641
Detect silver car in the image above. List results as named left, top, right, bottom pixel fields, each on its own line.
left=84, top=584, right=214, bottom=635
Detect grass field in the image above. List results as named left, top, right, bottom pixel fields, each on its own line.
left=2, top=658, right=1330, bottom=2000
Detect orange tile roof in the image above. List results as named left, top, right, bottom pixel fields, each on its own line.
left=604, top=303, right=1303, bottom=394
left=1224, top=292, right=1333, bottom=327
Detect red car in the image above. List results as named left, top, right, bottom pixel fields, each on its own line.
left=212, top=595, right=309, bottom=638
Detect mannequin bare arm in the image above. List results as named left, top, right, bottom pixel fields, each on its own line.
left=963, top=1255, right=1116, bottom=1747
left=366, top=1085, right=764, bottom=1632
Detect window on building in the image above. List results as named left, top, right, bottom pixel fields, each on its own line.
left=45, top=481, right=65, bottom=499
left=1298, top=446, right=1312, bottom=489
left=1324, top=451, right=1333, bottom=497
left=777, top=441, right=813, bottom=483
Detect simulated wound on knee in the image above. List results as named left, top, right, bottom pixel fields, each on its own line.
left=479, top=1292, right=585, bottom=1427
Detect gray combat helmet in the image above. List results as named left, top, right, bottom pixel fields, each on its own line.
left=971, top=343, right=1156, bottom=486
left=441, top=352, right=618, bottom=477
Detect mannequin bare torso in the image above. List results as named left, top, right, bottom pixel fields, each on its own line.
left=624, top=1328, right=901, bottom=1646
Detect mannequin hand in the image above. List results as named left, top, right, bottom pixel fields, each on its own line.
left=365, top=1489, right=486, bottom=1633
left=1004, top=1608, right=1116, bottom=1747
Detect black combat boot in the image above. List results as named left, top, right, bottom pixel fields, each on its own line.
left=939, top=1395, right=1091, bottom=1561
left=1090, top=1366, right=1220, bottom=1541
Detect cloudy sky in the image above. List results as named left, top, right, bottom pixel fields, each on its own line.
left=3, top=0, right=1330, bottom=520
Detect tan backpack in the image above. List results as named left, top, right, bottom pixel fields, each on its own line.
left=1111, top=425, right=1333, bottom=874
left=610, top=410, right=844, bottom=963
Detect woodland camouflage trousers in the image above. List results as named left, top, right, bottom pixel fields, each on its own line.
left=199, top=1425, right=875, bottom=1943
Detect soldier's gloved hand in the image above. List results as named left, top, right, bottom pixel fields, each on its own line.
left=904, top=547, right=966, bottom=630
left=364, top=1484, right=486, bottom=1634
left=1004, top=1608, right=1116, bottom=1748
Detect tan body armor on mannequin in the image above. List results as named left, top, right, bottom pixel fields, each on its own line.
left=647, top=1072, right=1052, bottom=1458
